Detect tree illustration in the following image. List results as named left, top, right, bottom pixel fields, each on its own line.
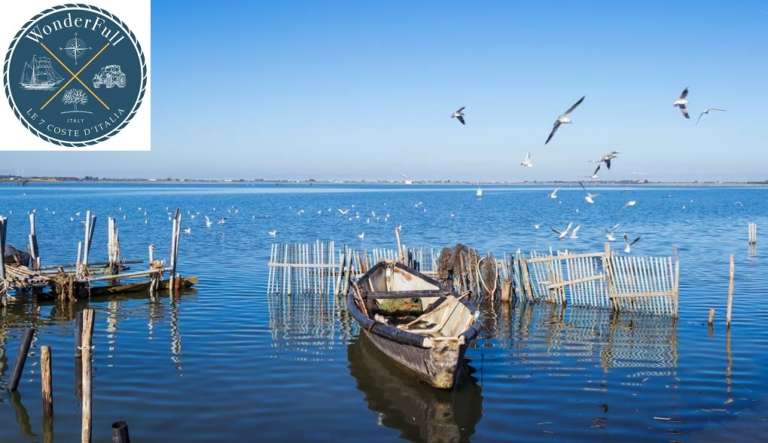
left=62, top=88, right=88, bottom=112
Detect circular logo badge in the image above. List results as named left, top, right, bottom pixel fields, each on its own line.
left=3, top=4, right=146, bottom=147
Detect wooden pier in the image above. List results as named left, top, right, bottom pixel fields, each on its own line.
left=1, top=209, right=196, bottom=303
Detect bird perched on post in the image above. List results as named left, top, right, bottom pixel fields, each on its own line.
left=673, top=88, right=690, bottom=119
left=451, top=107, right=466, bottom=125
left=546, top=96, right=585, bottom=144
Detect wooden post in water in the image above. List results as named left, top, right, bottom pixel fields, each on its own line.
left=707, top=308, right=716, bottom=326
left=112, top=421, right=130, bottom=443
left=9, top=328, right=35, bottom=392
left=28, top=212, right=39, bottom=270
left=748, top=223, right=757, bottom=245
left=0, top=216, right=7, bottom=283
left=169, top=209, right=181, bottom=293
left=395, top=226, right=404, bottom=263
left=81, top=309, right=95, bottom=443
left=41, top=345, right=53, bottom=417
left=726, top=254, right=734, bottom=328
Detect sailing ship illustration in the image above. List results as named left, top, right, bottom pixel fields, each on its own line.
left=19, top=55, right=64, bottom=91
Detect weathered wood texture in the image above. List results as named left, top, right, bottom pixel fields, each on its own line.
left=81, top=309, right=94, bottom=443
left=9, top=328, right=35, bottom=392
left=41, top=345, right=53, bottom=417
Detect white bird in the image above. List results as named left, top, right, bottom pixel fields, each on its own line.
left=570, top=225, right=581, bottom=239
left=338, top=208, right=350, bottom=215
left=546, top=96, right=585, bottom=144
left=592, top=151, right=619, bottom=177
left=623, top=234, right=641, bottom=253
left=520, top=152, right=534, bottom=168
left=605, top=223, right=621, bottom=241
left=183, top=227, right=192, bottom=235
left=451, top=106, right=466, bottom=125
left=551, top=222, right=573, bottom=240
left=549, top=188, right=560, bottom=199
left=673, top=88, right=690, bottom=119
left=357, top=232, right=365, bottom=240
left=218, top=218, right=226, bottom=225
left=533, top=223, right=541, bottom=230
left=204, top=216, right=213, bottom=228
left=623, top=200, right=637, bottom=208
left=268, top=230, right=277, bottom=237
left=696, top=107, right=726, bottom=124
left=579, top=182, right=598, bottom=204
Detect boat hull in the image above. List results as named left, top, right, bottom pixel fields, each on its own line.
left=363, top=326, right=469, bottom=389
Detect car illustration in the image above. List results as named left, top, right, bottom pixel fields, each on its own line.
left=93, top=65, right=126, bottom=88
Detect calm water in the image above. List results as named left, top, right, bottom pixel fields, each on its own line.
left=1, top=183, right=767, bottom=442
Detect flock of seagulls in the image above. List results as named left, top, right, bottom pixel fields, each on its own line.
left=450, top=87, right=728, bottom=252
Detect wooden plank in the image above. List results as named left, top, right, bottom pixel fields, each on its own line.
left=547, top=273, right=605, bottom=290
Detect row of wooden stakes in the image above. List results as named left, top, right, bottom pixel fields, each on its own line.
left=4, top=309, right=130, bottom=443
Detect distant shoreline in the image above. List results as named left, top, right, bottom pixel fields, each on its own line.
left=1, top=175, right=768, bottom=187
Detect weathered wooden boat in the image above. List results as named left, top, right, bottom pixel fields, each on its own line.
left=347, top=261, right=479, bottom=389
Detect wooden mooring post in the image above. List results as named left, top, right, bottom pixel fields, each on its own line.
left=707, top=308, right=716, bottom=326
left=41, top=345, right=53, bottom=417
left=112, top=420, right=130, bottom=443
left=0, top=216, right=7, bottom=291
left=726, top=254, right=734, bottom=328
left=81, top=308, right=95, bottom=443
left=107, top=217, right=121, bottom=273
left=8, top=328, right=36, bottom=392
left=28, top=212, right=39, bottom=270
left=169, top=209, right=181, bottom=293
left=748, top=223, right=757, bottom=245
left=82, top=211, right=96, bottom=268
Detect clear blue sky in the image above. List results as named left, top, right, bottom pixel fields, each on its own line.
left=2, top=0, right=766, bottom=181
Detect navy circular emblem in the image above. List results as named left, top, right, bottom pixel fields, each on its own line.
left=3, top=4, right=146, bottom=147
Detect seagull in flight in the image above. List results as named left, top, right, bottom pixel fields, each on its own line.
left=623, top=234, right=641, bottom=253
left=623, top=200, right=637, bottom=209
left=546, top=96, right=585, bottom=144
left=520, top=152, right=534, bottom=168
left=579, top=181, right=598, bottom=204
left=592, top=151, right=619, bottom=177
left=549, top=188, right=560, bottom=199
left=673, top=88, right=690, bottom=119
left=338, top=208, right=350, bottom=215
left=570, top=225, right=581, bottom=239
left=268, top=230, right=278, bottom=237
left=204, top=216, right=213, bottom=228
left=605, top=224, right=621, bottom=241
left=551, top=222, right=573, bottom=240
left=357, top=232, right=365, bottom=240
left=696, top=107, right=726, bottom=124
left=451, top=106, right=466, bottom=125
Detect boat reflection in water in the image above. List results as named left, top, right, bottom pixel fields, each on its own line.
left=348, top=334, right=482, bottom=443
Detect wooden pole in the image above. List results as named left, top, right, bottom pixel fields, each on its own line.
left=9, top=328, right=35, bottom=392
left=707, top=308, right=716, bottom=326
left=0, top=216, right=7, bottom=281
left=81, top=308, right=95, bottom=443
left=28, top=212, right=39, bottom=270
left=169, top=209, right=181, bottom=292
left=395, top=227, right=403, bottom=263
left=112, top=421, right=130, bottom=443
left=726, top=254, right=734, bottom=328
left=41, top=345, right=53, bottom=417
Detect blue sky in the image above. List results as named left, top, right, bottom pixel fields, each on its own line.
left=2, top=0, right=766, bottom=181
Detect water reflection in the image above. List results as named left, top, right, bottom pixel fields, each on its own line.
left=267, top=291, right=355, bottom=349
left=348, top=334, right=482, bottom=443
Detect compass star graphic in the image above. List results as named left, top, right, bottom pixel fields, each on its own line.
left=59, top=32, right=92, bottom=65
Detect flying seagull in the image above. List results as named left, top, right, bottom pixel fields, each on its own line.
left=451, top=107, right=466, bottom=125
left=549, top=187, right=560, bottom=199
left=592, top=151, right=619, bottom=177
left=357, top=232, right=365, bottom=240
left=551, top=222, right=573, bottom=240
left=338, top=208, right=350, bottom=215
left=673, top=88, right=690, bottom=119
left=605, top=223, right=621, bottom=242
left=521, top=152, right=534, bottom=168
left=546, top=96, right=586, bottom=144
left=268, top=230, right=278, bottom=237
left=579, top=181, right=598, bottom=204
left=570, top=225, right=581, bottom=239
left=623, top=200, right=637, bottom=209
left=623, top=233, right=641, bottom=253
left=696, top=107, right=726, bottom=124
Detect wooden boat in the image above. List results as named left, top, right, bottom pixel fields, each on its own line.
left=347, top=261, right=479, bottom=389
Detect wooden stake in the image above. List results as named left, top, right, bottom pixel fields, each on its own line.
left=81, top=308, right=95, bottom=443
left=111, top=421, right=130, bottom=443
left=726, top=254, right=734, bottom=328
left=707, top=308, right=716, bottom=326
left=41, top=345, right=53, bottom=417
left=9, top=328, right=35, bottom=392
left=0, top=216, right=7, bottom=281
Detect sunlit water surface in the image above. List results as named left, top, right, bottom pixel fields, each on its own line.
left=1, top=183, right=767, bottom=442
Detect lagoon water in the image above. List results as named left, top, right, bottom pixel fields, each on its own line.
left=1, top=183, right=767, bottom=442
